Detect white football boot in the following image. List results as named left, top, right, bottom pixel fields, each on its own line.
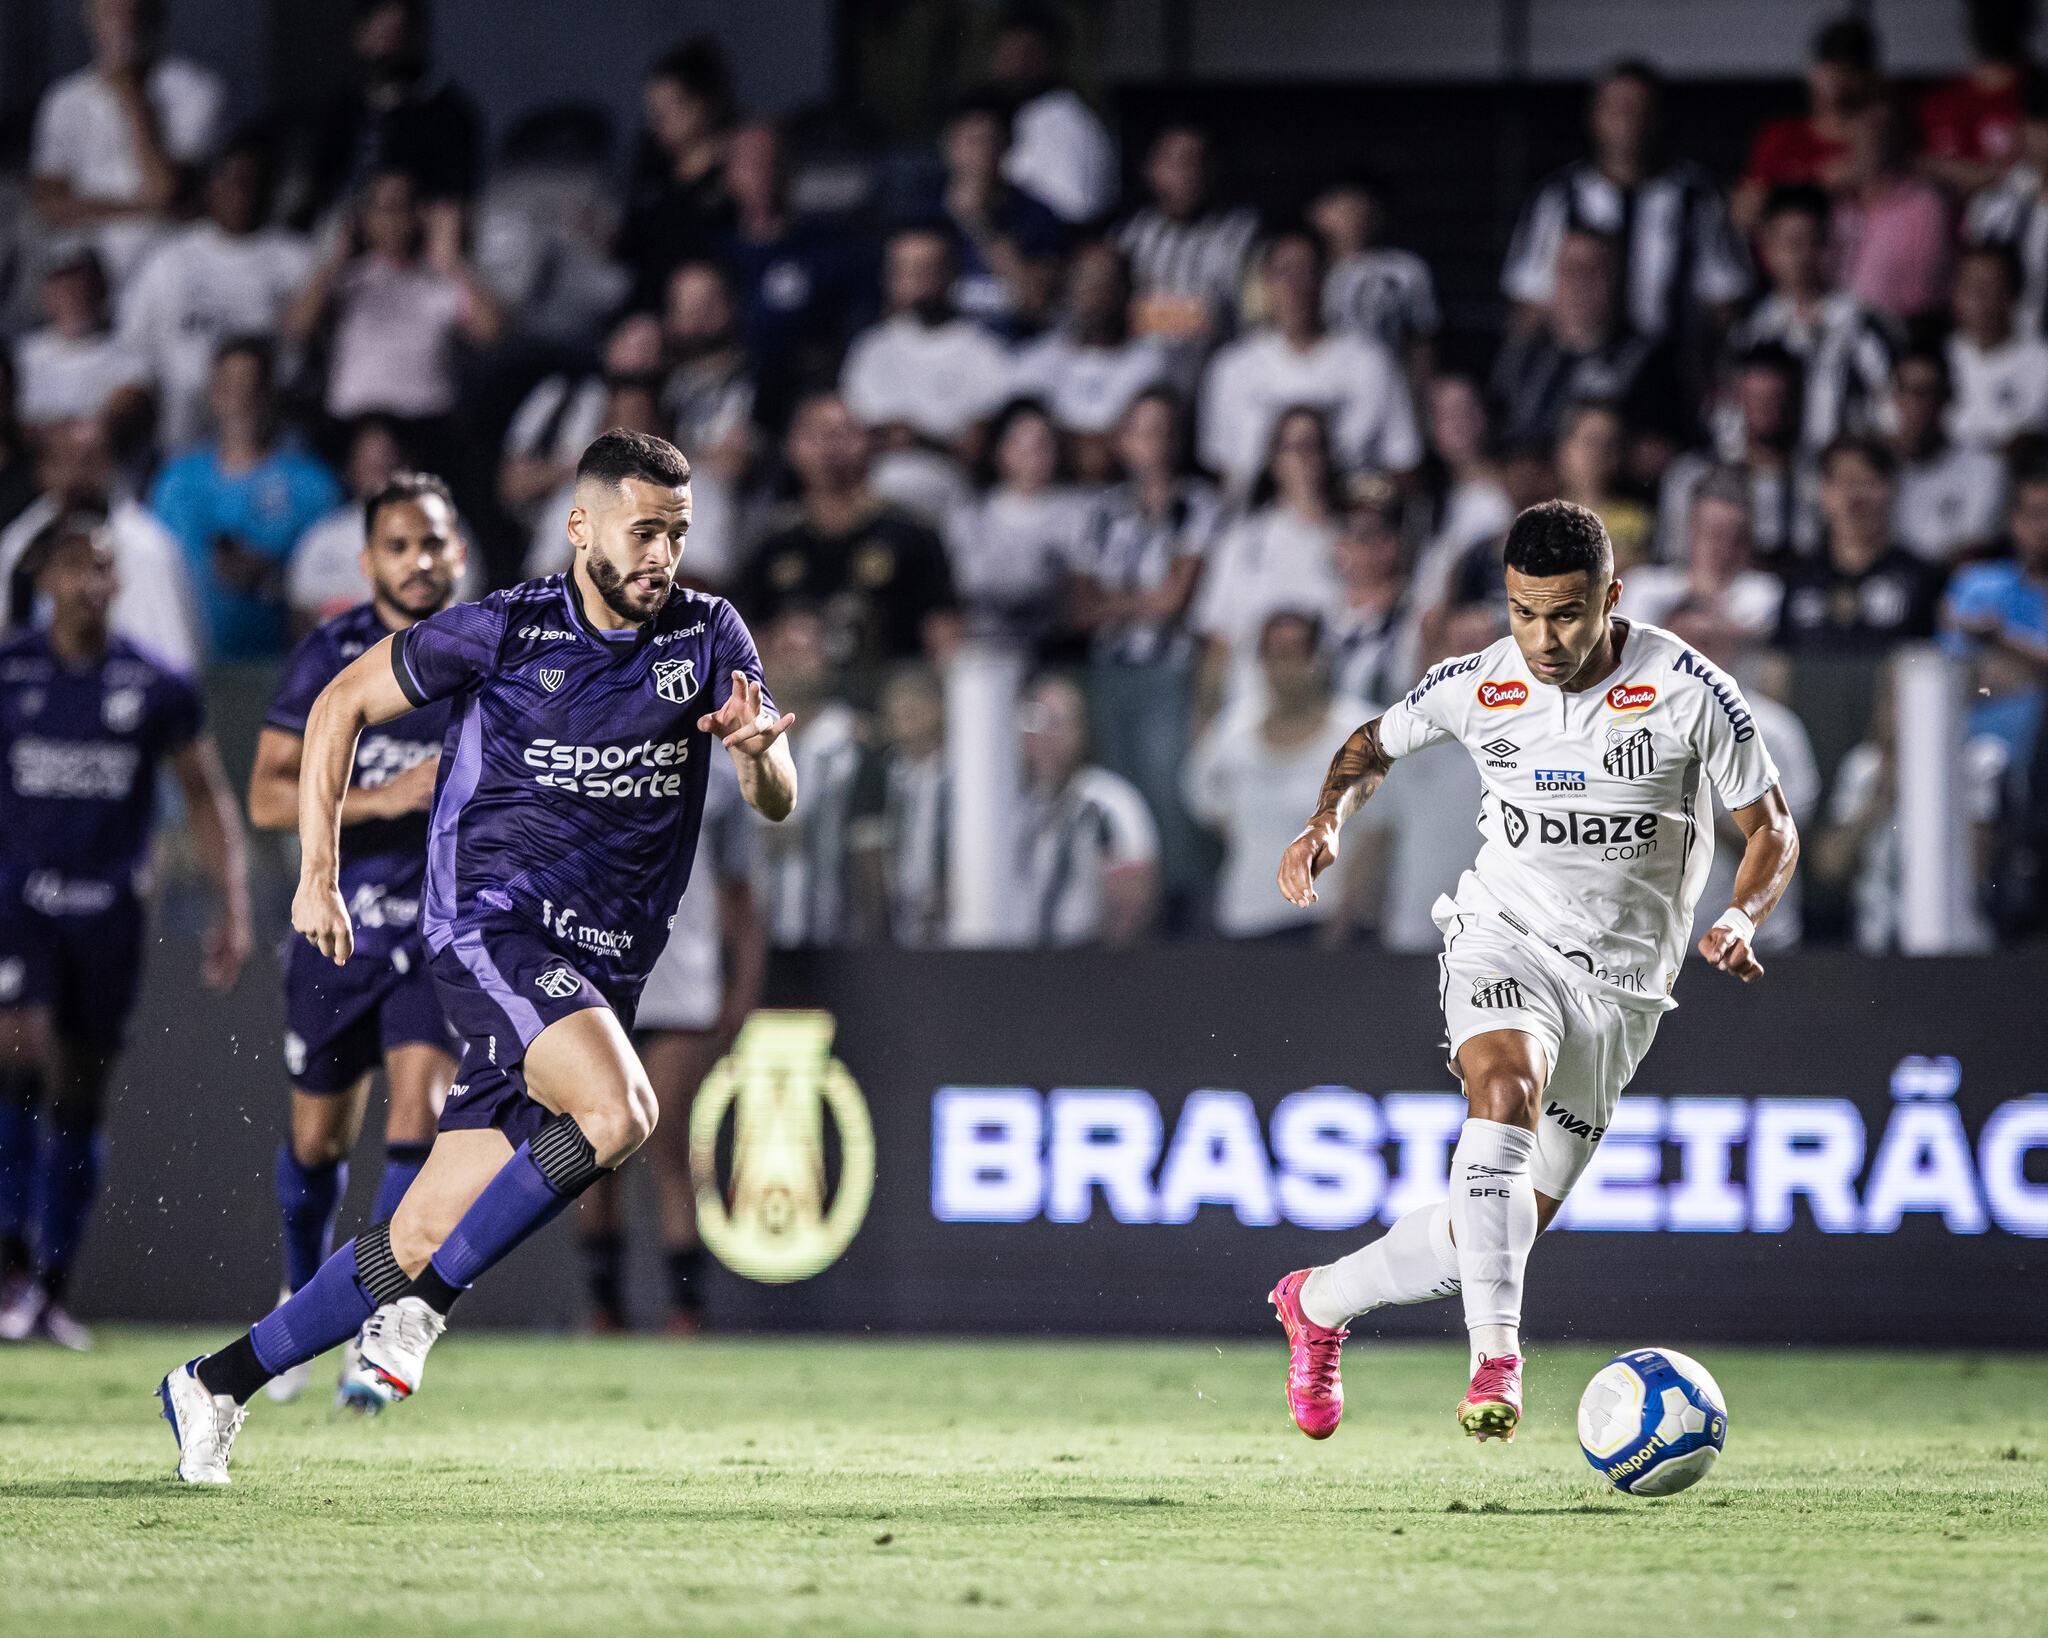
left=36, top=1299, right=91, bottom=1352
left=158, top=1357, right=247, bottom=1484
left=0, top=1278, right=46, bottom=1342
left=350, top=1296, right=446, bottom=1405
left=262, top=1287, right=311, bottom=1403
left=333, top=1334, right=385, bottom=1415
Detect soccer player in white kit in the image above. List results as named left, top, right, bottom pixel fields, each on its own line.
left=1269, top=500, right=1801, bottom=1444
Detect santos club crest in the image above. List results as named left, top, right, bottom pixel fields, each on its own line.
left=690, top=1010, right=876, bottom=1284
left=652, top=657, right=698, bottom=704
left=1604, top=724, right=1656, bottom=781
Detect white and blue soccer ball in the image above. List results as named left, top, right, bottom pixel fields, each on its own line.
left=1576, top=1347, right=1728, bottom=1497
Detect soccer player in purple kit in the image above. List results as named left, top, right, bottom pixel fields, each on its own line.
left=0, top=515, right=251, bottom=1350
left=245, top=472, right=464, bottom=1405
left=159, top=428, right=796, bottom=1483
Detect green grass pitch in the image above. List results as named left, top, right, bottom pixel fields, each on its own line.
left=3, top=1331, right=2044, bottom=1637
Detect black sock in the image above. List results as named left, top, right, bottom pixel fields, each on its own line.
left=582, top=1231, right=624, bottom=1316
left=406, top=1260, right=465, bottom=1317
left=665, top=1244, right=706, bottom=1315
left=196, top=1332, right=270, bottom=1404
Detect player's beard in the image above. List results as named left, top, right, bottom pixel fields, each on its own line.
left=587, top=549, right=671, bottom=624
left=378, top=572, right=452, bottom=621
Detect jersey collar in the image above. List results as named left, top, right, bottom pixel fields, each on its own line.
left=560, top=572, right=647, bottom=649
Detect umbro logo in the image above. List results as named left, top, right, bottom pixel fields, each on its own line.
left=534, top=966, right=580, bottom=1000
left=1471, top=977, right=1524, bottom=1010
left=1480, top=737, right=1519, bottom=767
left=539, top=668, right=566, bottom=692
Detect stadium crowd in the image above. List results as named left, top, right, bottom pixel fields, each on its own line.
left=4, top=0, right=2048, bottom=952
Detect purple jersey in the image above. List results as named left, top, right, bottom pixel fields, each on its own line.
left=393, top=574, right=769, bottom=993
left=266, top=602, right=450, bottom=961
left=0, top=627, right=201, bottom=908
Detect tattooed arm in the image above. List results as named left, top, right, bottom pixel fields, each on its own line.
left=1277, top=714, right=1393, bottom=909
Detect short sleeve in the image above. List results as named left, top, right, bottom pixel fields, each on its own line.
left=152, top=667, right=204, bottom=754
left=392, top=599, right=505, bottom=706
left=710, top=597, right=774, bottom=715
left=1686, top=653, right=1780, bottom=811
left=1375, top=666, right=1462, bottom=760
left=265, top=630, right=335, bottom=734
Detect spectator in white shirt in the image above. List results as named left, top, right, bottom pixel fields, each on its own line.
left=1007, top=240, right=1171, bottom=480
left=1621, top=466, right=1785, bottom=661
left=842, top=227, right=1010, bottom=454
left=987, top=6, right=1117, bottom=226
left=1184, top=609, right=1368, bottom=939
left=0, top=417, right=199, bottom=673
left=497, top=310, right=663, bottom=532
left=117, top=137, right=314, bottom=451
left=283, top=166, right=504, bottom=427
left=1884, top=346, right=2008, bottom=560
left=1115, top=124, right=1260, bottom=352
left=1946, top=243, right=2048, bottom=451
left=1199, top=226, right=1421, bottom=495
left=1411, top=374, right=1515, bottom=611
left=1310, top=173, right=1440, bottom=374
left=1663, top=341, right=1818, bottom=563
left=943, top=397, right=1087, bottom=643
left=30, top=0, right=224, bottom=288
left=14, top=248, right=149, bottom=436
left=1194, top=404, right=1344, bottom=722
left=1017, top=674, right=1159, bottom=945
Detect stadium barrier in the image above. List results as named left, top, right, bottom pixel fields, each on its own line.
left=84, top=941, right=2047, bottom=1344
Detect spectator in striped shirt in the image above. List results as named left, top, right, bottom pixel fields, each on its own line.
left=1116, top=125, right=1260, bottom=352
left=1016, top=674, right=1159, bottom=947
left=1963, top=69, right=2048, bottom=337
left=1309, top=173, right=1439, bottom=376
left=1501, top=60, right=1748, bottom=351
left=1724, top=185, right=1897, bottom=453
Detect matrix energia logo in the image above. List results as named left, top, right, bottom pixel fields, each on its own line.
left=690, top=1010, right=876, bottom=1282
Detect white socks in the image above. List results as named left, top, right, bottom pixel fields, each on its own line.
left=1448, top=1117, right=1537, bottom=1373
left=1300, top=1201, right=1461, bottom=1329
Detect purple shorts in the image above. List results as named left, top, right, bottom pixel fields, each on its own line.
left=282, top=939, right=454, bottom=1094
left=0, top=880, right=144, bottom=1047
left=427, top=913, right=642, bottom=1150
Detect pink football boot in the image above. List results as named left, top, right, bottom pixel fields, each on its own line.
left=1456, top=1353, right=1524, bottom=1442
left=1269, top=1270, right=1347, bottom=1439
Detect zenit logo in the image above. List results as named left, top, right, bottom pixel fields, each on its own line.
left=1607, top=683, right=1657, bottom=713
left=1478, top=680, right=1529, bottom=710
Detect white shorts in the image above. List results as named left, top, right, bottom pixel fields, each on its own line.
left=1437, top=910, right=1663, bottom=1200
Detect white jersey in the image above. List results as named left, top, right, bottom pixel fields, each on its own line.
left=1377, top=621, right=1780, bottom=1012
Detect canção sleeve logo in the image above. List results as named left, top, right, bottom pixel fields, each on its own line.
left=689, top=1010, right=877, bottom=1283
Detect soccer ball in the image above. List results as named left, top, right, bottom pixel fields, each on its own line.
left=1576, top=1347, right=1728, bottom=1497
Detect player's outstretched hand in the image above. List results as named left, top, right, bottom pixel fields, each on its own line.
left=1699, top=924, right=1763, bottom=982
left=1278, top=815, right=1340, bottom=908
left=294, top=877, right=355, bottom=967
left=699, top=670, right=795, bottom=758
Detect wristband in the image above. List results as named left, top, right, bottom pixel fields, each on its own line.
left=1712, top=907, right=1756, bottom=946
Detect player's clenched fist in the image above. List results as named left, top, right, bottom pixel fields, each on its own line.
left=1698, top=923, right=1763, bottom=982
left=293, top=876, right=355, bottom=966
left=1278, top=815, right=1342, bottom=908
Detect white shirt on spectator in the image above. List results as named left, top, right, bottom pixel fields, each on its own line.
left=117, top=221, right=313, bottom=450
left=13, top=326, right=148, bottom=427
left=1324, top=249, right=1439, bottom=352
left=1945, top=330, right=2048, bottom=451
left=1353, top=738, right=1485, bottom=952
left=1006, top=330, right=1172, bottom=434
left=841, top=313, right=1010, bottom=443
left=1018, top=765, right=1159, bottom=945
left=1895, top=441, right=2008, bottom=561
left=1003, top=88, right=1116, bottom=225
left=1183, top=693, right=1369, bottom=937
left=1413, top=479, right=1513, bottom=611
left=1192, top=504, right=1341, bottom=669
left=324, top=258, right=469, bottom=420
left=1617, top=565, right=1785, bottom=641
left=0, top=492, right=201, bottom=673
left=943, top=487, right=1088, bottom=617
left=1198, top=328, right=1421, bottom=494
left=31, top=57, right=223, bottom=286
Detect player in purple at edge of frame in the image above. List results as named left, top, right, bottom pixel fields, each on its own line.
left=1268, top=500, right=1801, bottom=1447
left=159, top=428, right=797, bottom=1483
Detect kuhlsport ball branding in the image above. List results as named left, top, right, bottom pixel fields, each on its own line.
left=1578, top=1348, right=1728, bottom=1496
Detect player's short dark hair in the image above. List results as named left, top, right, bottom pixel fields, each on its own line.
left=1819, top=435, right=1896, bottom=481
left=1762, top=182, right=1831, bottom=228
left=1813, top=15, right=1879, bottom=72
left=363, top=469, right=455, bottom=537
left=19, top=506, right=110, bottom=583
left=1502, top=499, right=1613, bottom=582
left=577, top=427, right=692, bottom=493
